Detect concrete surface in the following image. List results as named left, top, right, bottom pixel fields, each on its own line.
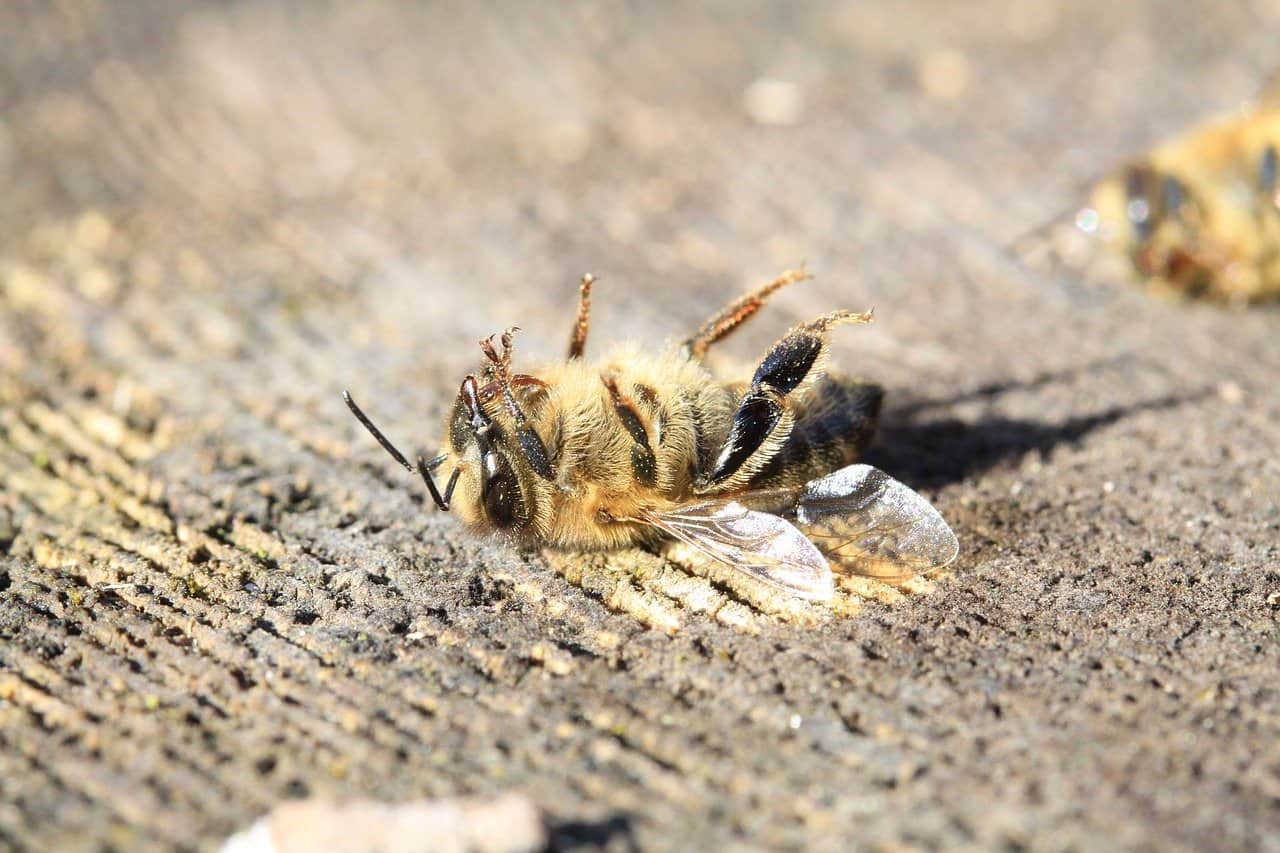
left=0, top=2, right=1277, bottom=850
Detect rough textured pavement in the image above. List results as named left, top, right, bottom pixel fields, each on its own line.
left=1, top=2, right=1278, bottom=850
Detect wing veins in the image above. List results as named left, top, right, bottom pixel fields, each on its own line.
left=640, top=504, right=834, bottom=600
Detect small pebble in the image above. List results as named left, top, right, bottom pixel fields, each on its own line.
left=1217, top=382, right=1245, bottom=405
left=918, top=49, right=971, bottom=100
left=743, top=78, right=803, bottom=126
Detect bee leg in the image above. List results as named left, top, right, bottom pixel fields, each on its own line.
left=699, top=309, right=872, bottom=491
left=1261, top=145, right=1277, bottom=199
left=479, top=329, right=557, bottom=481
left=1125, top=164, right=1155, bottom=243
left=1162, top=175, right=1184, bottom=224
left=603, top=375, right=659, bottom=488
left=682, top=267, right=812, bottom=360
left=566, top=273, right=598, bottom=360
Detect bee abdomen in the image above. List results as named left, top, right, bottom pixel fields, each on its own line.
left=749, top=376, right=882, bottom=488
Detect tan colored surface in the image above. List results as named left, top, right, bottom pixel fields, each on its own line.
left=1, top=2, right=1278, bottom=850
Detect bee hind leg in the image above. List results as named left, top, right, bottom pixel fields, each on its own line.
left=682, top=267, right=812, bottom=359
left=698, top=309, right=872, bottom=491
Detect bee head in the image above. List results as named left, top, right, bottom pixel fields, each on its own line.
left=446, top=373, right=551, bottom=533
left=345, top=329, right=555, bottom=536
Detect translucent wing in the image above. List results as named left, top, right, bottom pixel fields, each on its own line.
left=793, top=464, right=958, bottom=583
left=643, top=500, right=835, bottom=601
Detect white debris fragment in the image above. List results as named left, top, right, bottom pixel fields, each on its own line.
left=220, top=793, right=546, bottom=853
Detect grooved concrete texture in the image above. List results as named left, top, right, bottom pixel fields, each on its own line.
left=1, top=2, right=1277, bottom=851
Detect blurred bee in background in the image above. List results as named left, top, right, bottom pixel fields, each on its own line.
left=344, top=269, right=958, bottom=603
left=1079, top=80, right=1280, bottom=303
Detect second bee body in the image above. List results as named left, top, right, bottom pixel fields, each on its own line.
left=1084, top=83, right=1280, bottom=302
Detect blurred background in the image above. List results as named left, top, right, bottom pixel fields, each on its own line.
left=5, top=0, right=1278, bottom=418
left=2, top=2, right=1279, bottom=850
left=5, top=1, right=1280, bottom=399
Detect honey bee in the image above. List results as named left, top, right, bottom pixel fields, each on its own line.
left=1079, top=83, right=1280, bottom=302
left=344, top=269, right=958, bottom=602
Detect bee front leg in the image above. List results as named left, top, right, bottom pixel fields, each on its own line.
left=698, top=309, right=872, bottom=492
left=480, top=329, right=557, bottom=481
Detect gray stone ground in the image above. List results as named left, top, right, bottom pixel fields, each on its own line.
left=1, top=2, right=1278, bottom=850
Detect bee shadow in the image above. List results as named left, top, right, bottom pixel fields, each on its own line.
left=865, top=362, right=1207, bottom=490
left=547, top=813, right=639, bottom=852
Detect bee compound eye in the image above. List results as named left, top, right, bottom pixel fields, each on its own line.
left=449, top=399, right=472, bottom=453
left=481, top=452, right=527, bottom=529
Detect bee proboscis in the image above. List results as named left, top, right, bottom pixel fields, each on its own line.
left=345, top=269, right=958, bottom=602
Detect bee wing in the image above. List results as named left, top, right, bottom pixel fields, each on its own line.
left=793, top=464, right=959, bottom=583
left=643, top=501, right=835, bottom=601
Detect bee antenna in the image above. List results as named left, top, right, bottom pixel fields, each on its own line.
left=343, top=390, right=454, bottom=511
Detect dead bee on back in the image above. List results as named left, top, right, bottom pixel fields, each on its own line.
left=344, top=269, right=958, bottom=602
left=1080, top=84, right=1280, bottom=303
